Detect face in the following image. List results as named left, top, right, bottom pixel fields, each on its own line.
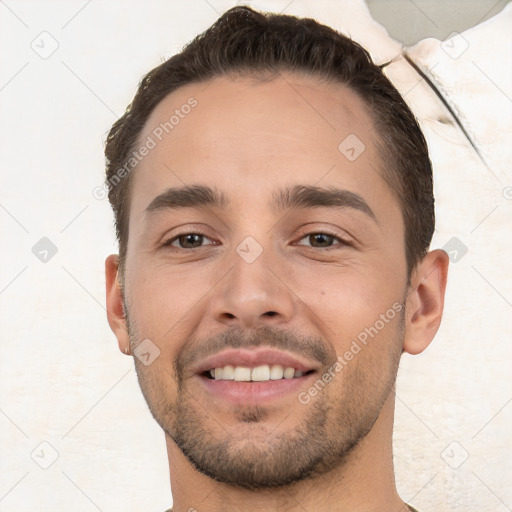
left=120, top=73, right=409, bottom=488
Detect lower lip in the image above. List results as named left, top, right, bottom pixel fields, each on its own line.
left=196, top=373, right=317, bottom=405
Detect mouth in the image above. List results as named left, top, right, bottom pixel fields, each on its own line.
left=193, top=348, right=320, bottom=405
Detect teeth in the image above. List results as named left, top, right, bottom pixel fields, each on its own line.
left=251, top=365, right=270, bottom=381
left=209, top=364, right=307, bottom=381
left=233, top=366, right=251, bottom=381
left=270, top=364, right=284, bottom=380
left=283, top=367, right=295, bottom=379
left=222, top=364, right=234, bottom=380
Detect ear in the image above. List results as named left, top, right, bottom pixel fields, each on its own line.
left=105, top=254, right=131, bottom=356
left=403, top=249, right=449, bottom=355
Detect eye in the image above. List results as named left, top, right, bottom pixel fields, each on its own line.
left=163, top=232, right=216, bottom=250
left=162, top=231, right=351, bottom=251
left=296, top=232, right=351, bottom=249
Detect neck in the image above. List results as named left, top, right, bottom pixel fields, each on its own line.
left=166, top=394, right=405, bottom=512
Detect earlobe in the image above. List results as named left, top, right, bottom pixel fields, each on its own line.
left=105, top=254, right=131, bottom=355
left=403, top=249, right=449, bottom=355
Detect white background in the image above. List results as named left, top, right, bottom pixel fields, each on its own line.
left=1, top=1, right=511, bottom=511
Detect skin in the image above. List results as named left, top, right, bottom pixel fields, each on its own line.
left=105, top=72, right=449, bottom=512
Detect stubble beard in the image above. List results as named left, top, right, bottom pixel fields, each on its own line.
left=126, top=303, right=404, bottom=490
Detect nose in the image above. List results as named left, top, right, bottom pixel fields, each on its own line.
left=208, top=240, right=297, bottom=330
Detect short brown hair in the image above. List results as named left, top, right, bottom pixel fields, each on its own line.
left=104, top=5, right=435, bottom=283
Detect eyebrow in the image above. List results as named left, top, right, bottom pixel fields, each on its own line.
left=145, top=184, right=377, bottom=222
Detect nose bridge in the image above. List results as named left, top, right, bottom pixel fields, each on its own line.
left=209, top=232, right=296, bottom=329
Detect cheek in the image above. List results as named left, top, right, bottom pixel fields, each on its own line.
left=290, top=260, right=403, bottom=341
left=127, top=260, right=217, bottom=348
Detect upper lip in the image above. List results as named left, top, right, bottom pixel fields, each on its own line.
left=193, top=347, right=322, bottom=375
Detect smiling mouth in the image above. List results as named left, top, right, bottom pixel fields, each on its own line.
left=202, top=364, right=316, bottom=381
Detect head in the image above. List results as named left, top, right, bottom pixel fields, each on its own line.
left=105, top=6, right=448, bottom=491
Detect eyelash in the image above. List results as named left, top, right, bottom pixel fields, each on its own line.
left=162, top=230, right=352, bottom=251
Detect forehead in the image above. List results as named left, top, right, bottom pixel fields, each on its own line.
left=135, top=72, right=376, bottom=164
left=128, top=72, right=396, bottom=225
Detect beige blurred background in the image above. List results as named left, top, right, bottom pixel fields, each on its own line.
left=1, top=1, right=511, bottom=511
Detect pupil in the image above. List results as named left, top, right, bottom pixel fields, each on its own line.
left=311, top=234, right=331, bottom=247
left=181, top=234, right=202, bottom=248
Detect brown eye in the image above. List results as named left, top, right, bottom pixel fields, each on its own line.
left=308, top=233, right=334, bottom=247
left=164, top=232, right=214, bottom=249
left=297, top=232, right=350, bottom=249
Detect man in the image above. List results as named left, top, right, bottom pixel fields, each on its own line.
left=104, top=6, right=448, bottom=511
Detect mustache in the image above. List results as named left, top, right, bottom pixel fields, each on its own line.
left=175, top=324, right=335, bottom=378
